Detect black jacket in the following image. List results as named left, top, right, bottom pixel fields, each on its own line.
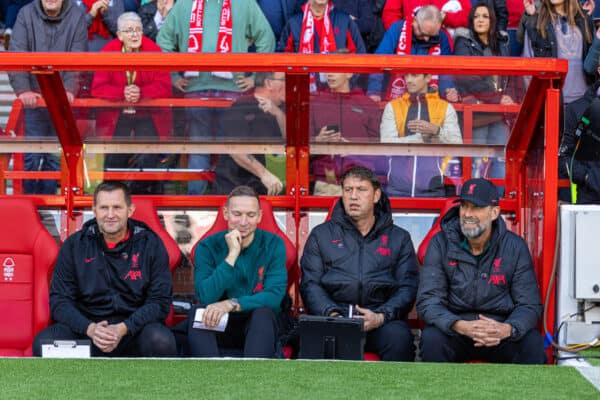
left=300, top=192, right=419, bottom=321
left=50, top=218, right=173, bottom=336
left=416, top=206, right=542, bottom=341
left=559, top=82, right=600, bottom=204
left=453, top=27, right=523, bottom=103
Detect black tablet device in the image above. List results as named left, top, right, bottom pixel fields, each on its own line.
left=298, top=314, right=365, bottom=360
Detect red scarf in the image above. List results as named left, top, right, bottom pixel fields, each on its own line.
left=83, top=0, right=111, bottom=40
left=188, top=0, right=232, bottom=53
left=299, top=2, right=337, bottom=92
left=385, top=18, right=441, bottom=100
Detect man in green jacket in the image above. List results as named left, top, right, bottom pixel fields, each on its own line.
left=188, top=185, right=287, bottom=357
left=157, top=0, right=275, bottom=195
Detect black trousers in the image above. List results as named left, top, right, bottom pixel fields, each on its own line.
left=364, top=319, right=415, bottom=361
left=420, top=325, right=546, bottom=364
left=187, top=305, right=279, bottom=358
left=32, top=322, right=177, bottom=357
left=104, top=113, right=163, bottom=194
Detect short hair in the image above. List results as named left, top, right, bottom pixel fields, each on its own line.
left=226, top=185, right=261, bottom=208
left=340, top=166, right=382, bottom=191
left=254, top=72, right=276, bottom=88
left=415, top=5, right=444, bottom=25
left=117, top=12, right=142, bottom=32
left=93, top=181, right=132, bottom=206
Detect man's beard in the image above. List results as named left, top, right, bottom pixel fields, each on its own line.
left=460, top=218, right=490, bottom=239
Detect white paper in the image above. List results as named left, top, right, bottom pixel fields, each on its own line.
left=192, top=308, right=229, bottom=332
left=210, top=71, right=234, bottom=80
left=183, top=71, right=200, bottom=78
left=41, top=341, right=91, bottom=358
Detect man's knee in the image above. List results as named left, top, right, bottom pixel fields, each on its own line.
left=420, top=325, right=454, bottom=362
left=32, top=323, right=78, bottom=357
left=249, top=307, right=278, bottom=325
left=371, top=320, right=415, bottom=362
left=512, top=330, right=546, bottom=364
left=137, top=323, right=177, bottom=357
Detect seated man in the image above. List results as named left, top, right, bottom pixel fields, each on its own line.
left=380, top=73, right=462, bottom=197
left=33, top=181, right=176, bottom=357
left=417, top=178, right=545, bottom=364
left=214, top=72, right=285, bottom=196
left=301, top=166, right=419, bottom=361
left=310, top=70, right=386, bottom=196
left=188, top=186, right=287, bottom=358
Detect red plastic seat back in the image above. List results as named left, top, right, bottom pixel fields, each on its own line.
left=131, top=197, right=182, bottom=273
left=0, top=198, right=58, bottom=356
left=417, top=198, right=458, bottom=265
left=191, top=199, right=298, bottom=290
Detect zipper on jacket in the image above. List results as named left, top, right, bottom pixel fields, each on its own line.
left=358, top=237, right=364, bottom=305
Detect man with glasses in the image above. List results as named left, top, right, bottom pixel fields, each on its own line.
left=213, top=72, right=286, bottom=195
left=90, top=12, right=172, bottom=194
left=8, top=0, right=87, bottom=194
left=367, top=5, right=457, bottom=102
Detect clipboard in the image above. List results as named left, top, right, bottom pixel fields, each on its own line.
left=40, top=340, right=91, bottom=358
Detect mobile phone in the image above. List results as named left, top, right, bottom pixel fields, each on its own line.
left=326, top=124, right=339, bottom=133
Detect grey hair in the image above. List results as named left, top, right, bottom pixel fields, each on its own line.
left=117, top=12, right=142, bottom=32
left=415, top=5, right=444, bottom=24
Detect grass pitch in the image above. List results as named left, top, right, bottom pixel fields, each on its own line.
left=0, top=358, right=597, bottom=400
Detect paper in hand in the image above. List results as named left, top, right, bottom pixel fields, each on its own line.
left=192, top=308, right=229, bottom=332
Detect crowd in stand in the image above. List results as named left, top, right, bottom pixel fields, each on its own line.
left=4, top=0, right=600, bottom=202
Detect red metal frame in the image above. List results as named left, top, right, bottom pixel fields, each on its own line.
left=0, top=53, right=567, bottom=359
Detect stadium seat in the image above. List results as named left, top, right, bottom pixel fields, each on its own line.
left=0, top=198, right=58, bottom=356
left=416, top=198, right=458, bottom=265
left=131, top=197, right=183, bottom=326
left=191, top=198, right=299, bottom=292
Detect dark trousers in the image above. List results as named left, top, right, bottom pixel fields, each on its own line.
left=23, top=108, right=59, bottom=194
left=187, top=305, right=279, bottom=358
left=104, top=113, right=163, bottom=194
left=420, top=325, right=546, bottom=364
left=365, top=319, right=415, bottom=361
left=32, top=322, right=177, bottom=357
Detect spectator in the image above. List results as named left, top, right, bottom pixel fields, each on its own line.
left=505, top=0, right=524, bottom=55
left=584, top=25, right=600, bottom=75
left=310, top=70, right=385, bottom=195
left=454, top=2, right=523, bottom=179
left=139, top=0, right=175, bottom=41
left=8, top=0, right=87, bottom=194
left=157, top=0, right=275, bottom=195
left=189, top=186, right=287, bottom=358
left=368, top=0, right=388, bottom=53
left=382, top=0, right=473, bottom=31
left=330, top=0, right=375, bottom=51
left=2, top=0, right=33, bottom=50
left=522, top=0, right=595, bottom=130
left=417, top=178, right=545, bottom=364
left=256, top=0, right=303, bottom=42
left=78, top=0, right=125, bottom=51
left=214, top=72, right=286, bottom=196
left=559, top=64, right=600, bottom=204
left=380, top=73, right=462, bottom=197
left=91, top=12, right=172, bottom=195
left=33, top=181, right=177, bottom=357
left=301, top=166, right=419, bottom=361
left=479, top=0, right=508, bottom=33
left=368, top=5, right=457, bottom=102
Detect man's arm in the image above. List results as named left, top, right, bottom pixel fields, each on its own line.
left=246, top=0, right=276, bottom=53
left=374, top=229, right=419, bottom=321
left=193, top=235, right=237, bottom=305
left=584, top=28, right=600, bottom=75
left=236, top=236, right=287, bottom=311
left=122, top=238, right=173, bottom=336
left=416, top=234, right=462, bottom=335
left=8, top=11, right=34, bottom=94
left=503, top=237, right=543, bottom=341
left=230, top=154, right=283, bottom=196
left=439, top=104, right=463, bottom=144
left=300, top=229, right=344, bottom=316
left=101, top=0, right=124, bottom=36
left=49, top=239, right=94, bottom=335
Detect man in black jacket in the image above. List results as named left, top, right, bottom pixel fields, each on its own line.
left=417, top=178, right=545, bottom=364
left=33, top=181, right=176, bottom=357
left=300, top=166, right=419, bottom=361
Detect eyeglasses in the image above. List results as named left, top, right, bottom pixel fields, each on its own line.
left=120, top=27, right=143, bottom=35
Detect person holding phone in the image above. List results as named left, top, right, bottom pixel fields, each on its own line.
left=189, top=186, right=287, bottom=358
left=309, top=69, right=385, bottom=195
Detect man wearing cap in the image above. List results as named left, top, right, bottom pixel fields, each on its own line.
left=416, top=178, right=545, bottom=364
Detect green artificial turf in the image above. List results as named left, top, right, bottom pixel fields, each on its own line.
left=581, top=349, right=600, bottom=366
left=0, top=359, right=597, bottom=400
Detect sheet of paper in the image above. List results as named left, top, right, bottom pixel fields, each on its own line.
left=41, top=341, right=91, bottom=358
left=192, top=308, right=229, bottom=332
left=183, top=71, right=200, bottom=78
left=210, top=71, right=234, bottom=80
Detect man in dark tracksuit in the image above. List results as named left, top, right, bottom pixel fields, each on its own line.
left=33, top=181, right=176, bottom=357
left=417, top=178, right=545, bottom=364
left=301, top=166, right=419, bottom=361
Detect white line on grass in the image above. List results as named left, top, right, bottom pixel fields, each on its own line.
left=575, top=366, right=600, bottom=392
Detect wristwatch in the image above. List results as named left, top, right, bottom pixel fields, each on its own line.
left=229, top=298, right=240, bottom=312
left=510, top=324, right=519, bottom=340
